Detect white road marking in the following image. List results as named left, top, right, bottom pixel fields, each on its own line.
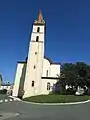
left=14, top=98, right=17, bottom=101
left=0, top=97, right=19, bottom=103
left=9, top=99, right=13, bottom=101
left=0, top=100, right=3, bottom=103
left=5, top=99, right=8, bottom=102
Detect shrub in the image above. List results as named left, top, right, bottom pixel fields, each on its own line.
left=65, top=88, right=76, bottom=95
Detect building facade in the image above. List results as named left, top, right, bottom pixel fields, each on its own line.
left=13, top=11, right=60, bottom=98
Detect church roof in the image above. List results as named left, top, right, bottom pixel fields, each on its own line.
left=44, top=56, right=53, bottom=64
left=37, top=10, right=43, bottom=23
left=34, top=10, right=45, bottom=25
left=42, top=77, right=59, bottom=80
left=17, top=61, right=27, bottom=64
left=44, top=56, right=61, bottom=65
left=17, top=57, right=27, bottom=64
left=17, top=56, right=60, bottom=65
left=51, top=62, right=61, bottom=65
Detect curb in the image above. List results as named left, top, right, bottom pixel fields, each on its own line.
left=22, top=99, right=90, bottom=106
left=9, top=96, right=21, bottom=101
left=9, top=96, right=90, bottom=106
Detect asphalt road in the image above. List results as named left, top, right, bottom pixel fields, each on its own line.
left=0, top=94, right=9, bottom=100
left=0, top=97, right=90, bottom=120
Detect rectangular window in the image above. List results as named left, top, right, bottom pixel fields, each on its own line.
left=47, top=82, right=50, bottom=90
left=46, top=70, right=48, bottom=77
left=32, top=81, right=34, bottom=87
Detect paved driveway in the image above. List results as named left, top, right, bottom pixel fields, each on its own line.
left=0, top=100, right=90, bottom=120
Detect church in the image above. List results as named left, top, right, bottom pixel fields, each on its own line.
left=12, top=11, right=60, bottom=98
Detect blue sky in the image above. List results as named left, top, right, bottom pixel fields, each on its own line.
left=0, top=0, right=90, bottom=83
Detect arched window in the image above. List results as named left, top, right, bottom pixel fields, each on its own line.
left=34, top=65, right=36, bottom=69
left=47, top=82, right=50, bottom=90
left=37, top=27, right=40, bottom=32
left=36, top=36, right=39, bottom=42
left=46, top=70, right=48, bottom=77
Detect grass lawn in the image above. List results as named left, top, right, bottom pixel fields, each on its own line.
left=23, top=94, right=90, bottom=103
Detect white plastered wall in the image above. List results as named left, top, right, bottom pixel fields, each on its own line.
left=50, top=64, right=60, bottom=77
left=42, top=58, right=50, bottom=77
left=23, top=24, right=45, bottom=98
left=23, top=42, right=38, bottom=97
left=41, top=59, right=60, bottom=95
left=42, top=58, right=60, bottom=78
left=33, top=25, right=44, bottom=33
left=12, top=63, right=25, bottom=97
left=31, top=25, right=45, bottom=42
left=41, top=78, right=58, bottom=94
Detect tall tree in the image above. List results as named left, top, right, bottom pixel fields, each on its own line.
left=60, top=63, right=77, bottom=86
left=57, top=62, right=90, bottom=94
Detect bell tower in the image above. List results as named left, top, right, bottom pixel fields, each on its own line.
left=23, top=10, right=45, bottom=98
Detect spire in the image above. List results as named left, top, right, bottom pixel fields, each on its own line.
left=37, top=10, right=43, bottom=23
left=34, top=10, right=45, bottom=24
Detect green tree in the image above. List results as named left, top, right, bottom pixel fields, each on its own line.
left=60, top=63, right=77, bottom=86
left=56, top=62, right=90, bottom=94
left=75, top=62, right=90, bottom=88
